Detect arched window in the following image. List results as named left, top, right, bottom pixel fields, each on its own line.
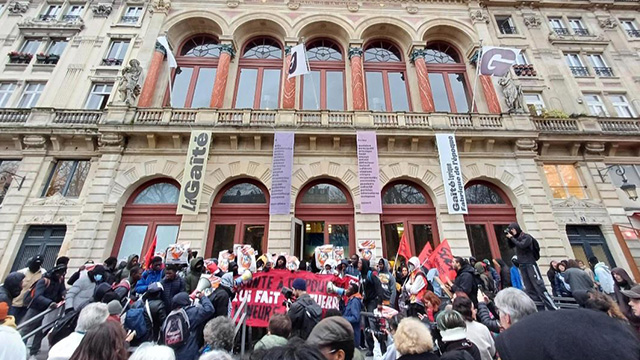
left=207, top=180, right=270, bottom=257
left=381, top=181, right=438, bottom=260
left=364, top=40, right=410, bottom=112
left=463, top=181, right=516, bottom=265
left=301, top=39, right=345, bottom=110
left=424, top=42, right=470, bottom=113
left=169, top=35, right=220, bottom=108
left=113, top=179, right=182, bottom=260
left=295, top=180, right=354, bottom=262
left=234, top=37, right=283, bottom=109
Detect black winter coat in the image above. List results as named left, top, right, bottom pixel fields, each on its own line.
left=28, top=275, right=66, bottom=311
left=451, top=265, right=479, bottom=305
left=287, top=293, right=322, bottom=339
left=0, top=272, right=24, bottom=306
left=209, top=285, right=233, bottom=318
left=507, top=223, right=536, bottom=265
left=161, top=276, right=185, bottom=309
left=476, top=302, right=500, bottom=333
left=360, top=259, right=384, bottom=306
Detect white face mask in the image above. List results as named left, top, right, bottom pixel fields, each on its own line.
left=408, top=264, right=415, bottom=272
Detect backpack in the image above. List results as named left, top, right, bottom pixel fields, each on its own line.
left=300, top=302, right=321, bottom=339
left=24, top=277, right=50, bottom=308
left=530, top=236, right=541, bottom=261
left=123, top=300, right=152, bottom=340
left=160, top=308, right=190, bottom=349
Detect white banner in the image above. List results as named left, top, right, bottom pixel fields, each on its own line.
left=436, top=134, right=468, bottom=214
left=177, top=131, right=212, bottom=215
left=287, top=43, right=310, bottom=78
left=479, top=46, right=521, bottom=77
left=156, top=36, right=177, bottom=68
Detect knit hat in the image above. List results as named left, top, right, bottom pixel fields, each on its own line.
left=0, top=302, right=8, bottom=321
left=292, top=278, right=306, bottom=291
left=147, top=282, right=164, bottom=294
left=107, top=300, right=122, bottom=316
left=307, top=317, right=354, bottom=347
left=172, top=292, right=191, bottom=309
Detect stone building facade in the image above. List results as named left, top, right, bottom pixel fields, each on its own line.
left=0, top=0, right=639, bottom=279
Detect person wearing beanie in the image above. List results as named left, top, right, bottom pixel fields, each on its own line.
left=0, top=271, right=25, bottom=307
left=307, top=316, right=356, bottom=360
left=107, top=300, right=123, bottom=322
left=287, top=277, right=322, bottom=340
left=0, top=302, right=27, bottom=360
left=11, top=255, right=46, bottom=323
left=0, top=301, right=17, bottom=328
left=160, top=291, right=214, bottom=360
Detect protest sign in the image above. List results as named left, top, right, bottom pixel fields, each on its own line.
left=218, top=250, right=236, bottom=273
left=234, top=244, right=257, bottom=272
left=315, top=244, right=334, bottom=269
left=358, top=240, right=376, bottom=263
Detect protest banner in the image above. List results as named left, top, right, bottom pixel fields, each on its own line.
left=427, top=240, right=457, bottom=281
left=231, top=269, right=340, bottom=327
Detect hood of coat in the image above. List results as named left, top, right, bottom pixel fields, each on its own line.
left=126, top=254, right=139, bottom=270
left=458, top=264, right=476, bottom=276
left=360, top=258, right=371, bottom=278
left=3, top=272, right=25, bottom=298
left=378, top=258, right=391, bottom=274
left=612, top=267, right=635, bottom=288
left=190, top=257, right=204, bottom=273
left=508, top=222, right=522, bottom=237
left=221, top=272, right=234, bottom=289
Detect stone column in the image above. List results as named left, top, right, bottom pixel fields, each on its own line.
left=210, top=42, right=235, bottom=108
left=349, top=46, right=366, bottom=111
left=480, top=75, right=501, bottom=114
left=282, top=41, right=297, bottom=109
left=410, top=48, right=435, bottom=113
left=138, top=43, right=166, bottom=107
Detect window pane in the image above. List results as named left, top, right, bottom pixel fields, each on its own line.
left=413, top=224, right=434, bottom=259
left=155, top=225, right=179, bottom=255
left=48, top=40, right=67, bottom=56
left=302, top=183, right=348, bottom=204
left=329, top=224, right=349, bottom=256
left=366, top=72, right=386, bottom=111
left=191, top=68, right=216, bottom=108
left=117, top=225, right=148, bottom=260
left=382, top=183, right=427, bottom=204
left=220, top=183, right=266, bottom=203
left=181, top=36, right=220, bottom=58
left=45, top=161, right=75, bottom=197
left=302, top=71, right=321, bottom=110
left=429, top=73, right=451, bottom=112
left=304, top=221, right=324, bottom=261
left=384, top=223, right=403, bottom=260
left=65, top=160, right=90, bottom=197
left=306, top=41, right=342, bottom=61
left=465, top=184, right=505, bottom=205
left=259, top=69, right=280, bottom=109
left=243, top=38, right=282, bottom=59
left=558, top=164, right=585, bottom=199
left=212, top=224, right=236, bottom=257
left=133, top=182, right=179, bottom=204
left=465, top=224, right=493, bottom=263
left=21, top=40, right=41, bottom=54
left=171, top=67, right=193, bottom=108
left=388, top=72, right=410, bottom=111
left=243, top=224, right=265, bottom=254
left=235, top=68, right=258, bottom=108
left=494, top=224, right=515, bottom=266
left=0, top=160, right=20, bottom=205
left=326, top=71, right=344, bottom=111
left=543, top=165, right=566, bottom=199
left=449, top=73, right=469, bottom=113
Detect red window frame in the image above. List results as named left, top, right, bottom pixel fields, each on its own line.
left=299, top=39, right=346, bottom=110
left=206, top=179, right=270, bottom=257
left=363, top=40, right=412, bottom=112
left=112, top=178, right=182, bottom=257
left=233, top=37, right=283, bottom=109
left=424, top=42, right=473, bottom=113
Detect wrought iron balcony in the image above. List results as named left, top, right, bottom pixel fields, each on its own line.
left=120, top=16, right=139, bottom=24
left=62, top=14, right=81, bottom=22
left=553, top=27, right=571, bottom=36
left=499, top=26, right=518, bottom=35
left=594, top=67, right=614, bottom=77
left=38, top=14, right=58, bottom=21
left=101, top=58, right=123, bottom=66
left=627, top=29, right=640, bottom=37
left=569, top=66, right=590, bottom=77
left=573, top=28, right=590, bottom=36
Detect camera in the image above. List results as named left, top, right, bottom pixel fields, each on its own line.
left=281, top=286, right=295, bottom=307
left=503, top=228, right=510, bottom=235
left=361, top=312, right=388, bottom=342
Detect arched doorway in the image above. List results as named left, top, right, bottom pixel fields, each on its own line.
left=295, top=180, right=355, bottom=264
left=380, top=181, right=439, bottom=260
left=113, top=179, right=182, bottom=259
left=463, top=181, right=517, bottom=265
left=207, top=180, right=270, bottom=257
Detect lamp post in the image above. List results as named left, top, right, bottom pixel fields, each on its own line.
left=598, top=165, right=638, bottom=201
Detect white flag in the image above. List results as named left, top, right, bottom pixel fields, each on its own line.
left=479, top=46, right=521, bottom=77
left=157, top=36, right=177, bottom=68
left=287, top=43, right=310, bottom=78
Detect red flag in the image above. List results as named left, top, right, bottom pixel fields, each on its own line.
left=418, top=242, right=433, bottom=266
left=143, top=234, right=157, bottom=269
left=397, top=232, right=412, bottom=260
left=427, top=239, right=457, bottom=281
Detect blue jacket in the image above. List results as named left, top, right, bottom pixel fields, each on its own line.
left=136, top=269, right=164, bottom=294
left=343, top=295, right=362, bottom=348
left=161, top=276, right=185, bottom=309
left=510, top=267, right=523, bottom=290
left=173, top=296, right=215, bottom=360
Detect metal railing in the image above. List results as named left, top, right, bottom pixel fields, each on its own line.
left=499, top=26, right=518, bottom=34
left=233, top=296, right=249, bottom=356
left=17, top=302, right=65, bottom=341
left=627, top=29, right=640, bottom=37
left=593, top=67, right=614, bottom=77
left=553, top=27, right=571, bottom=36
left=569, top=66, right=590, bottom=77
left=573, top=28, right=590, bottom=36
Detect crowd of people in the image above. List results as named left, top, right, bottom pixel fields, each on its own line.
left=0, top=222, right=640, bottom=360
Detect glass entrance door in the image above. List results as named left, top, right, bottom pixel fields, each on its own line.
left=465, top=222, right=514, bottom=265
left=303, top=221, right=351, bottom=263
left=211, top=221, right=267, bottom=257
left=567, top=225, right=616, bottom=267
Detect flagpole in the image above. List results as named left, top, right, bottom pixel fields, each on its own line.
left=469, top=39, right=483, bottom=114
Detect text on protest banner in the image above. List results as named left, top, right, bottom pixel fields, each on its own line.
left=269, top=132, right=294, bottom=215
left=231, top=270, right=340, bottom=328
left=436, top=134, right=468, bottom=214
left=357, top=131, right=382, bottom=214
left=177, top=131, right=212, bottom=215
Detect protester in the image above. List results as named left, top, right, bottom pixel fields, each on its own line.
left=342, top=283, right=362, bottom=348
left=199, top=350, right=234, bottom=360
left=403, top=257, right=428, bottom=317
left=435, top=310, right=481, bottom=360
left=69, top=320, right=128, bottom=360
left=377, top=259, right=397, bottom=308
left=546, top=261, right=559, bottom=297
left=67, top=261, right=95, bottom=286
left=141, top=282, right=168, bottom=341
left=621, top=284, right=640, bottom=333
left=47, top=303, right=109, bottom=360
left=475, top=290, right=500, bottom=333
left=554, top=261, right=571, bottom=297
left=474, top=263, right=495, bottom=299
left=161, top=264, right=186, bottom=309
left=426, top=268, right=443, bottom=297
left=359, top=258, right=383, bottom=355
left=0, top=302, right=26, bottom=360
left=509, top=256, right=523, bottom=290
left=589, top=256, right=613, bottom=295
left=136, top=257, right=165, bottom=294
left=577, top=259, right=595, bottom=284
left=185, top=257, right=205, bottom=294
left=393, top=317, right=439, bottom=360
left=494, top=259, right=511, bottom=290
left=103, top=257, right=118, bottom=285
left=563, top=259, right=595, bottom=299
left=448, top=257, right=479, bottom=306
left=129, top=343, right=176, bottom=360
left=274, top=255, right=287, bottom=270
left=452, top=296, right=495, bottom=360
left=287, top=278, right=322, bottom=340
left=0, top=271, right=25, bottom=307
left=106, top=300, right=122, bottom=323
left=254, top=314, right=291, bottom=350
left=493, top=287, right=537, bottom=330
left=419, top=290, right=442, bottom=323
left=11, top=255, right=46, bottom=323
left=611, top=267, right=640, bottom=330
left=481, top=260, right=500, bottom=290
left=66, top=265, right=106, bottom=312
left=114, top=265, right=143, bottom=303
left=116, top=254, right=139, bottom=282
left=307, top=316, right=356, bottom=360
left=210, top=273, right=233, bottom=318
left=202, top=316, right=235, bottom=354
left=495, top=309, right=640, bottom=360
left=160, top=292, right=214, bottom=360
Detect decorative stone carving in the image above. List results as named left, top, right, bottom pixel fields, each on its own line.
left=598, top=17, right=617, bottom=29
left=410, top=49, right=425, bottom=63
left=29, top=193, right=78, bottom=207
left=18, top=16, right=85, bottom=31
left=91, top=4, right=113, bottom=17
left=515, top=138, right=537, bottom=151
left=98, top=133, right=125, bottom=149
left=469, top=10, right=489, bottom=24
left=22, top=135, right=47, bottom=149
left=498, top=75, right=525, bottom=113
left=553, top=196, right=602, bottom=209
left=7, top=2, right=29, bottom=15
left=585, top=142, right=605, bottom=155
left=347, top=1, right=359, bottom=12
left=118, top=59, right=142, bottom=105
left=287, top=0, right=299, bottom=10
left=406, top=6, right=418, bottom=14
left=219, top=44, right=236, bottom=58
left=150, top=0, right=171, bottom=13
left=523, top=15, right=541, bottom=28
left=348, top=47, right=363, bottom=59
left=226, top=0, right=239, bottom=8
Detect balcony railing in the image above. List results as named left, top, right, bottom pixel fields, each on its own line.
left=0, top=109, right=30, bottom=123
left=120, top=16, right=140, bottom=24
left=38, top=14, right=58, bottom=21
left=573, top=28, right=590, bottom=36
left=627, top=29, right=640, bottom=37
left=569, top=66, right=590, bottom=77
left=553, top=27, right=571, bottom=36
left=53, top=110, right=102, bottom=124
left=499, top=26, right=518, bottom=35
left=598, top=119, right=640, bottom=132
left=62, top=14, right=81, bottom=22
left=533, top=119, right=579, bottom=132
left=593, top=67, right=614, bottom=77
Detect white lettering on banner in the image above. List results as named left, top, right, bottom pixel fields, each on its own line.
left=177, top=131, right=212, bottom=215
left=436, top=133, right=468, bottom=214
left=269, top=132, right=295, bottom=215
left=357, top=131, right=382, bottom=214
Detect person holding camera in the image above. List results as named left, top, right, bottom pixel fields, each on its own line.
left=286, top=278, right=322, bottom=340
left=505, top=222, right=558, bottom=311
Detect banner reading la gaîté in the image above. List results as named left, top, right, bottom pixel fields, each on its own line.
left=231, top=269, right=340, bottom=328
left=177, top=131, right=212, bottom=215
left=436, top=133, right=468, bottom=214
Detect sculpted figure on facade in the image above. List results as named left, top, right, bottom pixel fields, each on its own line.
left=498, top=74, right=525, bottom=113
left=118, top=59, right=143, bottom=105
left=7, top=1, right=29, bottom=15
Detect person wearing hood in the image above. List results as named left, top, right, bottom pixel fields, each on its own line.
left=160, top=292, right=214, bottom=360
left=435, top=310, right=481, bottom=360
left=359, top=258, right=384, bottom=355
left=210, top=272, right=234, bottom=318
left=474, top=263, right=496, bottom=299
left=510, top=256, right=523, bottom=290
left=116, top=254, right=139, bottom=283
left=66, top=265, right=106, bottom=312
left=494, top=259, right=511, bottom=290
left=274, top=255, right=287, bottom=270
left=546, top=261, right=559, bottom=296
left=0, top=272, right=25, bottom=307
left=403, top=256, right=428, bottom=317
left=554, top=261, right=571, bottom=297
left=612, top=267, right=640, bottom=331
left=482, top=260, right=500, bottom=290
left=136, top=256, right=165, bottom=294
left=287, top=278, right=322, bottom=340
left=11, top=255, right=46, bottom=323
left=103, top=257, right=118, bottom=285
left=505, top=222, right=557, bottom=310
left=184, top=257, right=204, bottom=294
left=377, top=258, right=397, bottom=308
left=589, top=256, right=614, bottom=295
left=448, top=257, right=480, bottom=306
left=342, top=283, right=363, bottom=348
left=320, top=259, right=337, bottom=275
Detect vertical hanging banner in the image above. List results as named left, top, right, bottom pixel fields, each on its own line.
left=177, top=131, right=212, bottom=215
left=356, top=131, right=382, bottom=214
left=269, top=132, right=294, bottom=215
left=435, top=133, right=468, bottom=214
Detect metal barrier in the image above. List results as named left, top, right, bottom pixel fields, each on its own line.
left=17, top=302, right=65, bottom=341
left=233, top=296, right=249, bottom=356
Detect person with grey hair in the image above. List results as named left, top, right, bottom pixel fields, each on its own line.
left=493, top=287, right=537, bottom=331
left=47, top=303, right=109, bottom=360
left=199, top=350, right=234, bottom=360
left=129, top=343, right=175, bottom=360
left=201, top=316, right=235, bottom=354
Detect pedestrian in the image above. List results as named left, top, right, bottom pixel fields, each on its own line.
left=493, top=287, right=537, bottom=331
left=589, top=256, right=614, bottom=295
left=160, top=292, right=214, bottom=360
left=554, top=261, right=571, bottom=297
left=342, top=283, right=362, bottom=349
left=448, top=257, right=479, bottom=306
left=116, top=254, right=139, bottom=283
left=161, top=264, right=186, bottom=309
left=494, top=259, right=511, bottom=290
left=563, top=259, right=595, bottom=303
left=66, top=265, right=106, bottom=312
left=435, top=310, right=481, bottom=360
left=129, top=343, right=175, bottom=360
left=201, top=316, right=235, bottom=354
left=185, top=257, right=205, bottom=294
left=546, top=261, right=559, bottom=297
left=577, top=259, right=595, bottom=285
left=47, top=303, right=109, bottom=360
left=69, top=320, right=128, bottom=360
left=509, top=256, right=523, bottom=290
left=136, top=256, right=165, bottom=294
left=620, top=284, right=640, bottom=333
left=210, top=273, right=233, bottom=318
left=393, top=317, right=439, bottom=360
left=286, top=278, right=322, bottom=340
left=254, top=314, right=291, bottom=350
left=0, top=302, right=26, bottom=360
left=377, top=258, right=397, bottom=308
left=403, top=257, right=428, bottom=317
left=505, top=223, right=557, bottom=310
left=307, top=316, right=356, bottom=360
left=10, top=255, right=46, bottom=323
left=0, top=271, right=25, bottom=307
left=358, top=258, right=384, bottom=355
left=452, top=296, right=495, bottom=360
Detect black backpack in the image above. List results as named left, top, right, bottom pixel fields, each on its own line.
left=530, top=236, right=541, bottom=261
left=160, top=308, right=190, bottom=349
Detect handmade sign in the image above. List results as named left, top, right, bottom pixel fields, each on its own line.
left=165, top=243, right=189, bottom=265
left=334, top=247, right=345, bottom=263
left=234, top=244, right=257, bottom=272
left=315, top=244, right=334, bottom=269
left=358, top=240, right=376, bottom=263
left=218, top=250, right=236, bottom=273
left=286, top=255, right=300, bottom=271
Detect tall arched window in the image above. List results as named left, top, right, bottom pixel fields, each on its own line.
left=301, top=39, right=345, bottom=110
left=424, top=42, right=471, bottom=113
left=113, top=179, right=182, bottom=259
left=169, top=35, right=220, bottom=108
left=234, top=37, right=283, bottom=109
left=364, top=40, right=410, bottom=112
left=381, top=181, right=439, bottom=260
left=463, top=181, right=517, bottom=265
left=207, top=180, right=270, bottom=257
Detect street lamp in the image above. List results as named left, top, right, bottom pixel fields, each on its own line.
left=598, top=165, right=638, bottom=201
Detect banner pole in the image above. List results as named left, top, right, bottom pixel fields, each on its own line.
left=469, top=39, right=483, bottom=114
